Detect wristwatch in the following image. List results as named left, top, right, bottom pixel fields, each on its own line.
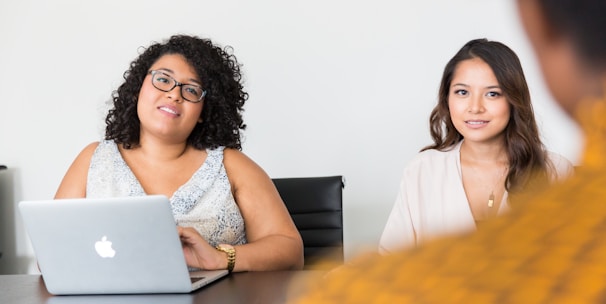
left=215, top=244, right=236, bottom=272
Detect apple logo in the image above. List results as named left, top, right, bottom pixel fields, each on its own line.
left=94, top=236, right=116, bottom=258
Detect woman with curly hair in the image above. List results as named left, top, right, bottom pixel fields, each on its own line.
left=378, top=38, right=574, bottom=253
left=54, top=35, right=304, bottom=271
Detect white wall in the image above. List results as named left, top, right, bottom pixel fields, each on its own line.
left=0, top=0, right=582, bottom=273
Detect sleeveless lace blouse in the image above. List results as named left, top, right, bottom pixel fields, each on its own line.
left=86, top=140, right=247, bottom=247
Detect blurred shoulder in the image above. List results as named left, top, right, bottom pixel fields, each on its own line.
left=545, top=150, right=575, bottom=181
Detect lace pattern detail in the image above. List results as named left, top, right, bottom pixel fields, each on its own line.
left=87, top=140, right=246, bottom=246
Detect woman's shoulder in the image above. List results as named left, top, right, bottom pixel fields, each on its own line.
left=401, top=145, right=460, bottom=177
left=78, top=141, right=102, bottom=158
left=88, top=140, right=122, bottom=157
left=222, top=148, right=273, bottom=193
left=545, top=150, right=575, bottom=180
left=77, top=140, right=124, bottom=165
left=222, top=148, right=258, bottom=168
left=417, top=146, right=457, bottom=157
left=409, top=144, right=460, bottom=165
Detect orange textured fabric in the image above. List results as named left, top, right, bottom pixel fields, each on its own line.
left=291, top=98, right=606, bottom=303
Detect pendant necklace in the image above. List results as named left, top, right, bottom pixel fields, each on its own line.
left=467, top=163, right=509, bottom=208
left=487, top=167, right=508, bottom=208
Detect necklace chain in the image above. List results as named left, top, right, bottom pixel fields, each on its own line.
left=468, top=165, right=508, bottom=208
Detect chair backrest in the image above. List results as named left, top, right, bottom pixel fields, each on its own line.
left=272, top=175, right=345, bottom=269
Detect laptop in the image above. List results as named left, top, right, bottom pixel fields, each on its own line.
left=18, top=195, right=229, bottom=295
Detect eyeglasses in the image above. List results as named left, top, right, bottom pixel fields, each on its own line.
left=148, top=70, right=207, bottom=103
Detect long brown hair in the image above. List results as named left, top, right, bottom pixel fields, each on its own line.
left=422, top=38, right=550, bottom=195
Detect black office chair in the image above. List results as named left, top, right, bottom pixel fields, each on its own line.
left=272, top=175, right=345, bottom=270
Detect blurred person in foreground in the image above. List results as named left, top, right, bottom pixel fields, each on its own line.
left=291, top=0, right=606, bottom=302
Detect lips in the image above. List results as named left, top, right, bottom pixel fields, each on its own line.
left=465, top=120, right=488, bottom=125
left=464, top=120, right=490, bottom=129
left=158, top=105, right=181, bottom=117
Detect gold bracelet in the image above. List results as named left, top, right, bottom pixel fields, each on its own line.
left=215, top=244, right=236, bottom=272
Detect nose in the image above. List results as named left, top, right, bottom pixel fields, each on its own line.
left=467, top=94, right=484, bottom=113
left=166, top=85, right=184, bottom=104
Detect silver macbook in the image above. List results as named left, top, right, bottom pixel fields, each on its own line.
left=18, top=195, right=229, bottom=295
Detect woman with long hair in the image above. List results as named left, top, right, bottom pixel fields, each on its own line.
left=379, top=38, right=573, bottom=253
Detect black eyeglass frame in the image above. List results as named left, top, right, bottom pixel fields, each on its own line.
left=148, top=70, right=207, bottom=103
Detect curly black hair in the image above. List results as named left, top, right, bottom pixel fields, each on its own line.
left=105, top=35, right=248, bottom=150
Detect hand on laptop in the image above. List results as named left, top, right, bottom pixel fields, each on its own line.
left=178, top=226, right=231, bottom=271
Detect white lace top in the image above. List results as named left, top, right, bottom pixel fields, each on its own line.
left=86, top=140, right=247, bottom=246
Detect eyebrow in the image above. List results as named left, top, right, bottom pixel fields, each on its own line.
left=451, top=83, right=501, bottom=90
left=155, top=68, right=202, bottom=85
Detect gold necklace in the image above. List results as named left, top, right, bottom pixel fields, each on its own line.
left=467, top=164, right=509, bottom=208
left=487, top=167, right=508, bottom=208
